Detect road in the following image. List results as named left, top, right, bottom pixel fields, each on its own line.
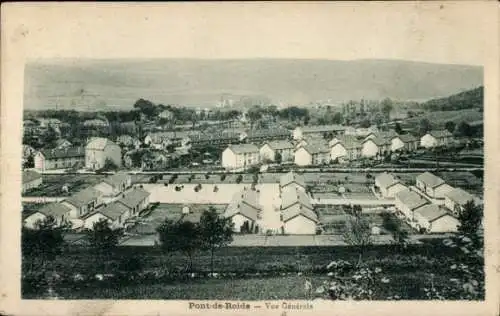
left=311, top=198, right=395, bottom=206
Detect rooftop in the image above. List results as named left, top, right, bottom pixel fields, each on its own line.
left=375, top=172, right=402, bottom=189
left=395, top=189, right=429, bottom=211
left=444, top=187, right=478, bottom=205
left=227, top=143, right=260, bottom=154
left=414, top=204, right=450, bottom=222
left=22, top=170, right=42, bottom=184
left=40, top=146, right=85, bottom=160
left=98, top=202, right=131, bottom=221
left=264, top=140, right=294, bottom=151
left=280, top=171, right=306, bottom=189
left=416, top=172, right=445, bottom=188
left=428, top=130, right=453, bottom=138
left=282, top=204, right=318, bottom=223
left=101, top=172, right=131, bottom=189
left=64, top=187, right=102, bottom=208
left=37, top=202, right=71, bottom=218
left=116, top=188, right=151, bottom=209
left=299, top=125, right=346, bottom=133
left=281, top=184, right=312, bottom=211
left=86, top=137, right=118, bottom=151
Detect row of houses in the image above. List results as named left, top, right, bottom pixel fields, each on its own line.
left=24, top=172, right=150, bottom=230
left=374, top=171, right=481, bottom=233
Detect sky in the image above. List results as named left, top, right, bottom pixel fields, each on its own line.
left=6, top=2, right=495, bottom=66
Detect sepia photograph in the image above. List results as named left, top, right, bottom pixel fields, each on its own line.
left=1, top=2, right=499, bottom=316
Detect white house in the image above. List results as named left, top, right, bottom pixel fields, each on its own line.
left=224, top=189, right=261, bottom=232
left=61, top=187, right=104, bottom=219
left=259, top=140, right=294, bottom=162
left=34, top=147, right=85, bottom=171
left=23, top=203, right=72, bottom=229
left=83, top=118, right=110, bottom=128
left=390, top=134, right=419, bottom=152
left=54, top=139, right=72, bottom=149
left=361, top=137, right=391, bottom=158
left=279, top=171, right=306, bottom=191
left=93, top=172, right=132, bottom=199
left=415, top=172, right=453, bottom=199
left=374, top=173, right=407, bottom=198
left=420, top=130, right=453, bottom=148
left=282, top=204, right=318, bottom=235
left=221, top=144, right=260, bottom=171
left=413, top=204, right=459, bottom=233
left=394, top=189, right=429, bottom=220
left=116, top=135, right=141, bottom=149
left=85, top=137, right=122, bottom=170
left=82, top=202, right=131, bottom=230
left=294, top=143, right=330, bottom=166
left=444, top=187, right=480, bottom=216
left=330, top=135, right=363, bottom=162
left=22, top=170, right=42, bottom=194
left=115, top=188, right=151, bottom=217
left=280, top=184, right=313, bottom=211
left=158, top=109, right=174, bottom=120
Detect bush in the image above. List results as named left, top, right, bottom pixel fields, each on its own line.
left=236, top=175, right=243, bottom=184
left=220, top=174, right=226, bottom=181
left=205, top=174, right=210, bottom=180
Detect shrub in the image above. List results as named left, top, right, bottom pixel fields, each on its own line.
left=220, top=174, right=226, bottom=181
left=205, top=174, right=210, bottom=180
left=236, top=175, right=243, bottom=184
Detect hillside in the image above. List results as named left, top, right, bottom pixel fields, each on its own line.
left=24, top=59, right=483, bottom=110
left=419, top=86, right=483, bottom=111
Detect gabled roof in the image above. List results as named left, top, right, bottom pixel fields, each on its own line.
left=246, top=128, right=290, bottom=139
left=225, top=201, right=259, bottom=222
left=444, top=188, right=477, bottom=205
left=279, top=171, right=306, bottom=189
left=23, top=170, right=42, bottom=184
left=98, top=202, right=130, bottom=221
left=299, top=125, right=346, bottom=133
left=282, top=204, right=318, bottom=223
left=86, top=137, right=118, bottom=151
left=427, top=130, right=453, bottom=138
left=281, top=184, right=312, bottom=210
left=416, top=172, right=445, bottom=188
left=395, top=189, right=429, bottom=211
left=331, top=135, right=363, bottom=149
left=64, top=187, right=102, bottom=208
left=39, top=146, right=85, bottom=160
left=55, top=139, right=71, bottom=147
left=395, top=133, right=418, bottom=143
left=263, top=140, right=294, bottom=151
left=414, top=204, right=450, bottom=222
left=190, top=131, right=240, bottom=142
left=363, top=136, right=390, bottom=147
left=101, top=172, right=130, bottom=189
left=225, top=189, right=261, bottom=221
left=116, top=188, right=150, bottom=209
left=226, top=144, right=259, bottom=154
left=36, top=202, right=71, bottom=218
left=301, top=143, right=330, bottom=155
left=375, top=172, right=402, bottom=189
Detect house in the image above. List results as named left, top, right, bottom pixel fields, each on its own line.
left=224, top=189, right=261, bottom=232
left=394, top=189, right=429, bottom=220
left=116, top=135, right=141, bottom=149
left=330, top=135, right=363, bottom=162
left=93, top=172, right=132, bottom=198
left=279, top=171, right=306, bottom=191
left=141, top=150, right=170, bottom=170
left=364, top=130, right=398, bottom=141
left=374, top=173, right=407, bottom=198
left=54, top=139, right=72, bottom=149
left=22, top=170, right=43, bottom=194
left=115, top=188, right=151, bottom=217
left=83, top=118, right=110, bottom=128
left=158, top=109, right=174, bottom=120
left=259, top=140, right=294, bottom=162
left=34, top=147, right=85, bottom=171
left=420, top=130, right=453, bottom=148
left=293, top=125, right=346, bottom=140
left=294, top=143, right=330, bottom=166
left=295, top=134, right=326, bottom=149
left=390, top=134, right=419, bottom=152
left=82, top=201, right=131, bottom=230
left=416, top=172, right=453, bottom=199
left=344, top=125, right=379, bottom=137
left=282, top=204, right=318, bottom=235
left=221, top=144, right=260, bottom=170
left=413, top=204, right=459, bottom=233
left=61, top=187, right=104, bottom=218
left=280, top=184, right=313, bottom=211
left=23, top=203, right=72, bottom=229
left=144, top=131, right=201, bottom=149
left=361, top=137, right=391, bottom=158
left=241, top=128, right=290, bottom=144
left=444, top=188, right=480, bottom=216
left=38, top=118, right=62, bottom=129
left=85, top=137, right=122, bottom=170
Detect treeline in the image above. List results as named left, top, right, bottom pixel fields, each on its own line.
left=420, top=86, right=484, bottom=112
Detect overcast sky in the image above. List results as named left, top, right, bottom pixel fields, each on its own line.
left=5, top=2, right=494, bottom=66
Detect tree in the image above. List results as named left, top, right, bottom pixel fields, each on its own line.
left=156, top=219, right=202, bottom=272
left=456, top=121, right=473, bottom=137
left=457, top=201, right=483, bottom=239
left=445, top=121, right=456, bottom=134
left=24, top=154, right=35, bottom=169
left=199, top=207, right=234, bottom=274
left=133, top=98, right=158, bottom=118
left=41, top=126, right=59, bottom=148
left=359, top=118, right=371, bottom=128
left=343, top=215, right=372, bottom=266
left=381, top=212, right=408, bottom=247
left=236, top=174, right=243, bottom=184
left=394, top=123, right=403, bottom=135
left=86, top=219, right=124, bottom=268
left=419, top=118, right=432, bottom=135
left=380, top=98, right=393, bottom=118
left=275, top=152, right=282, bottom=164
left=101, top=158, right=119, bottom=171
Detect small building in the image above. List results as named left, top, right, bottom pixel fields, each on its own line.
left=82, top=202, right=131, bottom=230
left=241, top=128, right=291, bottom=144
left=420, top=130, right=453, bottom=148
left=344, top=125, right=379, bottom=137
left=394, top=189, right=429, bottom=220
left=259, top=140, right=294, bottom=163
left=280, top=184, right=312, bottom=211
left=416, top=172, right=453, bottom=199
left=158, top=109, right=174, bottom=120
left=294, top=143, right=330, bottom=166
left=34, top=147, right=85, bottom=171
left=61, top=187, right=104, bottom=218
left=115, top=188, right=151, bottom=217
left=413, top=204, right=459, bottom=233
left=93, top=172, right=132, bottom=198
left=293, top=125, right=346, bottom=140
left=23, top=203, right=72, bottom=229
left=144, top=131, right=201, bottom=149
left=22, top=170, right=43, bottom=194
left=221, top=144, right=260, bottom=171
left=282, top=204, right=318, bottom=235
left=54, top=139, right=72, bottom=150
left=224, top=189, right=261, bottom=233
left=279, top=171, right=306, bottom=191
left=38, top=118, right=62, bottom=129
left=330, top=135, right=363, bottom=162
left=444, top=187, right=480, bottom=216
left=83, top=118, right=110, bottom=128
left=361, top=137, right=391, bottom=158
left=374, top=173, right=407, bottom=198
left=364, top=130, right=398, bottom=141
left=85, top=137, right=122, bottom=170
left=390, top=134, right=419, bottom=152
left=295, top=134, right=326, bottom=149
left=116, top=135, right=141, bottom=149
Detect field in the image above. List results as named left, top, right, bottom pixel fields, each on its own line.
left=403, top=109, right=483, bottom=129
left=25, top=174, right=106, bottom=197
left=22, top=242, right=476, bottom=300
